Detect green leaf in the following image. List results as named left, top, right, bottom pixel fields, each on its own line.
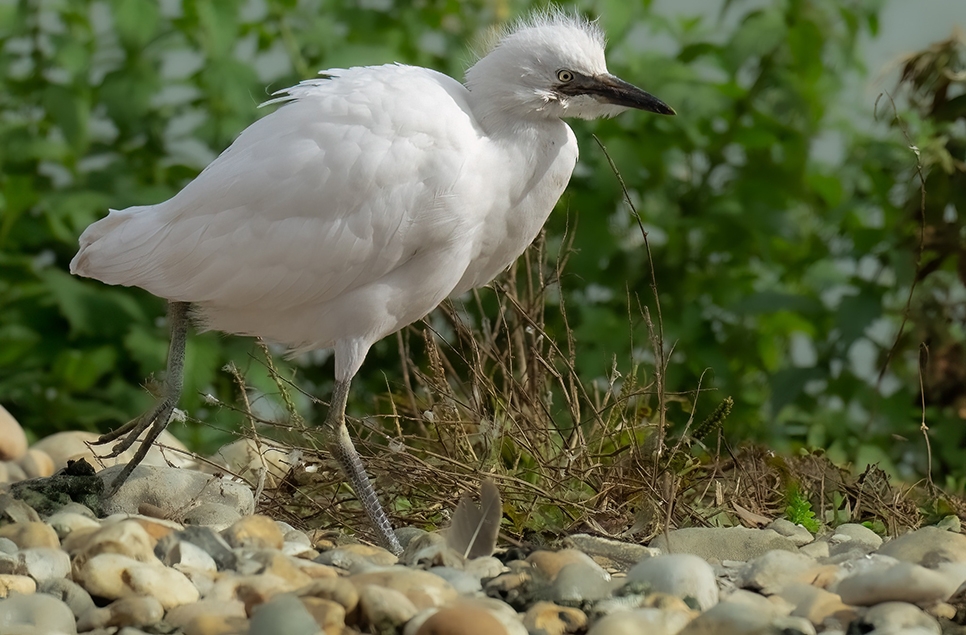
left=834, top=287, right=881, bottom=345
left=41, top=269, right=146, bottom=339
left=197, top=0, right=240, bottom=58
left=0, top=324, right=40, bottom=365
left=44, top=85, right=90, bottom=151
left=123, top=323, right=169, bottom=377
left=770, top=367, right=825, bottom=416
left=111, top=0, right=160, bottom=49
left=0, top=176, right=38, bottom=248
left=725, top=8, right=786, bottom=70
left=53, top=346, right=118, bottom=391
left=807, top=171, right=844, bottom=207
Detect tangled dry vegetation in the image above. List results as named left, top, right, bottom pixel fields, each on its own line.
left=184, top=225, right=964, bottom=549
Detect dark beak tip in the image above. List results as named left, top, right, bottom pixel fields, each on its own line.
left=647, top=95, right=675, bottom=116
left=582, top=74, right=676, bottom=116
left=641, top=100, right=675, bottom=117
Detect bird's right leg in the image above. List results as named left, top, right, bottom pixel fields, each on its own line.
left=94, top=301, right=190, bottom=496
left=323, top=377, right=403, bottom=555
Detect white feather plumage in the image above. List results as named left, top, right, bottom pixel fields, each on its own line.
left=74, top=63, right=576, bottom=360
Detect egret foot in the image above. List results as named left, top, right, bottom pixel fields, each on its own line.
left=93, top=301, right=189, bottom=496
left=324, top=378, right=403, bottom=555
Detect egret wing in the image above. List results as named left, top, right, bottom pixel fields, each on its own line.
left=72, top=65, right=482, bottom=311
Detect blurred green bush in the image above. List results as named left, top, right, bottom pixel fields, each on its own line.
left=1, top=0, right=963, bottom=486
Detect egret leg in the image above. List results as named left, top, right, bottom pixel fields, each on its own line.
left=95, top=301, right=189, bottom=496
left=324, top=378, right=402, bottom=555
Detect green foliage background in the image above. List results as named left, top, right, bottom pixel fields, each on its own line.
left=2, top=0, right=963, bottom=485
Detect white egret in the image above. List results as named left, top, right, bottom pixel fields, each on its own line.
left=70, top=10, right=673, bottom=554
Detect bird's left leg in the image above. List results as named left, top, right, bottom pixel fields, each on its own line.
left=323, top=377, right=403, bottom=555
left=94, top=301, right=190, bottom=496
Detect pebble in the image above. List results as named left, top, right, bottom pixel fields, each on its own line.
left=855, top=601, right=941, bottom=633
left=649, top=526, right=799, bottom=561
left=98, top=464, right=253, bottom=519
left=522, top=601, right=587, bottom=634
left=164, top=598, right=248, bottom=633
left=767, top=519, right=815, bottom=546
left=776, top=582, right=856, bottom=628
left=877, top=525, right=966, bottom=565
left=317, top=542, right=399, bottom=570
left=4, top=423, right=966, bottom=635
left=352, top=568, right=459, bottom=610
left=0, top=591, right=77, bottom=634
left=296, top=576, right=360, bottom=613
left=527, top=548, right=605, bottom=581
left=0, top=461, right=27, bottom=484
left=182, top=501, right=244, bottom=528
left=160, top=537, right=219, bottom=572
left=282, top=530, right=315, bottom=558
left=835, top=560, right=962, bottom=606
left=71, top=520, right=159, bottom=569
left=413, top=605, right=509, bottom=635
left=832, top=523, right=883, bottom=551
left=17, top=546, right=72, bottom=582
left=248, top=592, right=323, bottom=635
left=551, top=561, right=613, bottom=602
left=300, top=596, right=346, bottom=633
left=429, top=565, right=484, bottom=594
left=464, top=555, right=505, bottom=580
left=30, top=429, right=194, bottom=472
left=586, top=608, right=693, bottom=635
left=76, top=595, right=165, bottom=631
left=177, top=612, right=249, bottom=635
left=798, top=539, right=830, bottom=559
left=359, top=584, right=420, bottom=633
left=249, top=549, right=314, bottom=587
left=208, top=572, right=290, bottom=609
left=677, top=600, right=815, bottom=634
left=737, top=549, right=824, bottom=594
left=0, top=404, right=28, bottom=462
left=165, top=525, right=239, bottom=571
left=38, top=578, right=96, bottom=618
left=476, top=597, right=531, bottom=635
left=0, top=493, right=40, bottom=524
left=210, top=437, right=297, bottom=486
left=562, top=533, right=660, bottom=569
left=626, top=553, right=719, bottom=611
left=0, top=573, right=37, bottom=596
left=46, top=511, right=101, bottom=539
left=74, top=553, right=200, bottom=609
left=0, top=521, right=60, bottom=549
left=129, top=514, right=183, bottom=540
left=222, top=514, right=285, bottom=550
left=19, top=448, right=55, bottom=479
left=484, top=566, right=546, bottom=610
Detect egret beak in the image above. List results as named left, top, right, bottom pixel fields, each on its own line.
left=560, top=73, right=675, bottom=115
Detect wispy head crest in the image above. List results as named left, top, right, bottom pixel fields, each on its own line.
left=511, top=7, right=605, bottom=46
left=469, top=7, right=605, bottom=64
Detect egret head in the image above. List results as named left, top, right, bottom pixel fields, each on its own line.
left=466, top=10, right=674, bottom=127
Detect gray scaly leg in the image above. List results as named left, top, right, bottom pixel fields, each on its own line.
left=95, top=301, right=189, bottom=496
left=324, top=378, right=402, bottom=555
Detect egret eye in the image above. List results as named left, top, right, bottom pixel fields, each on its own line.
left=556, top=69, right=574, bottom=83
